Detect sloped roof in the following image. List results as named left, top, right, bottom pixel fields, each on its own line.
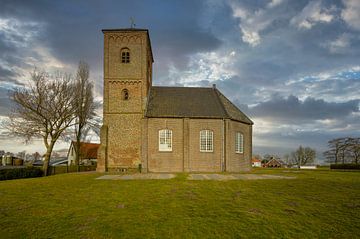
left=71, top=142, right=100, bottom=159
left=145, top=86, right=253, bottom=124
left=266, top=159, right=285, bottom=166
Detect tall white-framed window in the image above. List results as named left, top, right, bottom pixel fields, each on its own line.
left=200, top=130, right=213, bottom=152
left=235, top=132, right=244, bottom=153
left=159, top=129, right=172, bottom=151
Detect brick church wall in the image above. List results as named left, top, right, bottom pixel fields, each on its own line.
left=146, top=118, right=184, bottom=172
left=143, top=118, right=251, bottom=173
left=226, top=120, right=252, bottom=172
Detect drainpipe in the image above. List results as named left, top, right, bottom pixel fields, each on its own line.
left=222, top=119, right=225, bottom=172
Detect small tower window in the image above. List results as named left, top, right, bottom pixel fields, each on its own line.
left=121, top=48, right=130, bottom=63
left=122, top=89, right=129, bottom=100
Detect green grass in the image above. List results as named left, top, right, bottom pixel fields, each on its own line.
left=0, top=169, right=359, bottom=239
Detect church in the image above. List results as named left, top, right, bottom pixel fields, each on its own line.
left=97, top=28, right=253, bottom=173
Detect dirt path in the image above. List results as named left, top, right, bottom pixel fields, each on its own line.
left=96, top=173, right=295, bottom=180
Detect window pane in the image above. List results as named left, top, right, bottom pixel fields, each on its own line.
left=159, top=129, right=172, bottom=151
left=121, top=50, right=130, bottom=63
left=235, top=132, right=243, bottom=153
left=200, top=130, right=213, bottom=152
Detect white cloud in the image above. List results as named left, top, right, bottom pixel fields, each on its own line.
left=229, top=2, right=278, bottom=46
left=267, top=0, right=284, bottom=8
left=168, top=51, right=237, bottom=85
left=291, top=1, right=335, bottom=30
left=341, top=0, right=360, bottom=30
left=283, top=66, right=360, bottom=102
left=241, top=29, right=261, bottom=47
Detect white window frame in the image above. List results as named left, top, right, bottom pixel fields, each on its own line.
left=200, top=130, right=213, bottom=152
left=235, top=132, right=244, bottom=154
left=159, top=129, right=172, bottom=152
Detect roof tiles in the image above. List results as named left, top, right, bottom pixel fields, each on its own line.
left=145, top=86, right=253, bottom=124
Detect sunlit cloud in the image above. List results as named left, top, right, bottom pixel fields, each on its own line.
left=290, top=1, right=336, bottom=30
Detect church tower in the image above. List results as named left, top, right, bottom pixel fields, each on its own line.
left=97, top=28, right=153, bottom=172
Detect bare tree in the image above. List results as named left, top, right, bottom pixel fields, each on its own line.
left=291, top=146, right=316, bottom=168
left=324, top=137, right=360, bottom=164
left=346, top=138, right=360, bottom=164
left=73, top=61, right=97, bottom=170
left=7, top=70, right=76, bottom=175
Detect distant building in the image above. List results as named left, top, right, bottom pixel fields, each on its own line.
left=68, top=141, right=100, bottom=166
left=265, top=158, right=285, bottom=168
left=252, top=158, right=262, bottom=167
left=300, top=165, right=317, bottom=169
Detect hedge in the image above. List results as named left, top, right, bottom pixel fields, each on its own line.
left=0, top=167, right=43, bottom=181
left=330, top=164, right=360, bottom=170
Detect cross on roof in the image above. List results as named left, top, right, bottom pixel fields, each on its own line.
left=130, top=17, right=136, bottom=28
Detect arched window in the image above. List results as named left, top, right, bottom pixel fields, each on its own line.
left=235, top=132, right=244, bottom=153
left=122, top=89, right=129, bottom=100
left=200, top=130, right=213, bottom=152
left=159, top=129, right=172, bottom=151
left=121, top=48, right=130, bottom=63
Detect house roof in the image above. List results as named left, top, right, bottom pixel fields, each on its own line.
left=101, top=28, right=154, bottom=62
left=252, top=158, right=261, bottom=163
left=145, top=86, right=253, bottom=124
left=266, top=159, right=284, bottom=166
left=70, top=142, right=100, bottom=159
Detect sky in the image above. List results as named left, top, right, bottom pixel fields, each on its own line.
left=0, top=0, right=359, bottom=161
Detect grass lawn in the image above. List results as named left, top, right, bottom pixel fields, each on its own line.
left=0, top=168, right=359, bottom=239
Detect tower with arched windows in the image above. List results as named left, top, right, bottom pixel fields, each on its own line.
left=98, top=28, right=253, bottom=173
left=97, top=29, right=153, bottom=172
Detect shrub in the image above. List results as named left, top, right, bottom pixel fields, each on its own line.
left=330, top=164, right=360, bottom=170
left=0, top=167, right=44, bottom=180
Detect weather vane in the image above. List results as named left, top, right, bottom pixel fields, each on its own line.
left=130, top=17, right=136, bottom=28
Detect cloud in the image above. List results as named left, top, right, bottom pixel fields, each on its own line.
left=0, top=87, right=14, bottom=116
left=0, top=0, right=359, bottom=157
left=228, top=1, right=282, bottom=46
left=284, top=67, right=360, bottom=102
left=290, top=1, right=336, bottom=29
left=0, top=16, right=70, bottom=86
left=267, top=0, right=284, bottom=8
left=341, top=0, right=360, bottom=30
left=322, top=33, right=351, bottom=53
left=249, top=94, right=359, bottom=123
left=165, top=51, right=237, bottom=86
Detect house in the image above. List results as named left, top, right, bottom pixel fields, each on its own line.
left=97, top=28, right=253, bottom=173
left=265, top=158, right=284, bottom=168
left=68, top=141, right=100, bottom=166
left=252, top=158, right=262, bottom=167
left=1, top=155, right=24, bottom=166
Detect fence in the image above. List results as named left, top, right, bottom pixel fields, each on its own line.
left=48, top=165, right=97, bottom=175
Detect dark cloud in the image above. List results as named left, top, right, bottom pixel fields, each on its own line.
left=0, top=87, right=14, bottom=116
left=0, top=67, right=16, bottom=82
left=250, top=94, right=359, bottom=122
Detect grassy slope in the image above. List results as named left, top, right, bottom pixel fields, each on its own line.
left=0, top=169, right=359, bottom=239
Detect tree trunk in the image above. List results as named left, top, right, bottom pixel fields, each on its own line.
left=75, top=137, right=81, bottom=172
left=43, top=140, right=56, bottom=176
